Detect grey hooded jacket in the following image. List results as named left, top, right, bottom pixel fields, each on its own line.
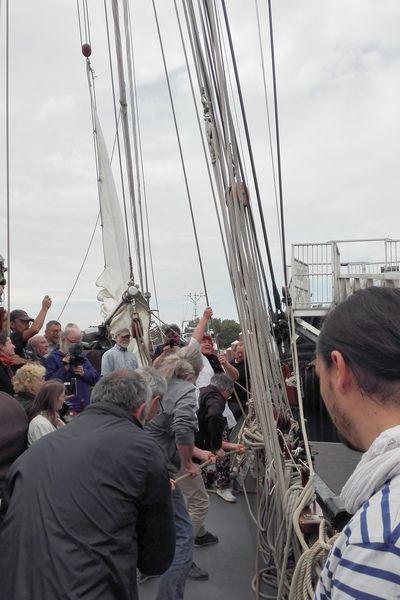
left=146, top=377, right=198, bottom=474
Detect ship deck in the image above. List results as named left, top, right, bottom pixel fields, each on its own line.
left=139, top=441, right=361, bottom=600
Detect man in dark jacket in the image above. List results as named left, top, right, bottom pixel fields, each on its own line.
left=0, top=391, right=27, bottom=501
left=196, top=374, right=245, bottom=503
left=196, top=373, right=234, bottom=453
left=228, top=341, right=250, bottom=419
left=45, top=325, right=99, bottom=412
left=0, top=370, right=175, bottom=600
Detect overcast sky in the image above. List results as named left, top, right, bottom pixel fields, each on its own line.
left=0, top=0, right=399, bottom=331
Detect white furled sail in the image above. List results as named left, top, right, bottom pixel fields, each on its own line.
left=94, top=111, right=150, bottom=364
left=95, top=112, right=131, bottom=316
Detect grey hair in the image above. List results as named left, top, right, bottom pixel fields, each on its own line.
left=91, top=370, right=151, bottom=413
left=136, top=366, right=167, bottom=400
left=210, top=373, right=235, bottom=393
left=59, top=325, right=82, bottom=352
left=45, top=320, right=61, bottom=330
left=158, top=345, right=203, bottom=383
left=60, top=326, right=82, bottom=342
left=27, top=335, right=46, bottom=351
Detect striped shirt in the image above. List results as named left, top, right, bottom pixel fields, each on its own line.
left=315, top=474, right=400, bottom=599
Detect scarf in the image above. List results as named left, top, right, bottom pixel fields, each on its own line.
left=0, top=352, right=14, bottom=367
left=341, top=424, right=400, bottom=514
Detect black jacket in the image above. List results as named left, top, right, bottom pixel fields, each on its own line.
left=14, top=390, right=35, bottom=415
left=0, top=392, right=27, bottom=500
left=195, top=385, right=227, bottom=451
left=0, top=362, right=14, bottom=396
left=0, top=401, right=175, bottom=600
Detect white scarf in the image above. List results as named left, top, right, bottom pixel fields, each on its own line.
left=341, top=425, right=400, bottom=514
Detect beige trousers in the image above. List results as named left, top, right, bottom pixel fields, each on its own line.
left=178, top=470, right=210, bottom=538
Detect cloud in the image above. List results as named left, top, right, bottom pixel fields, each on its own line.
left=0, top=0, right=399, bottom=331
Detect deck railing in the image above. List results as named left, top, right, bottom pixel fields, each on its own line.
left=291, top=238, right=400, bottom=315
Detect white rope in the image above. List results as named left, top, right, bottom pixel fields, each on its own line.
left=253, top=0, right=282, bottom=251
left=111, top=0, right=143, bottom=289
left=5, top=0, right=10, bottom=330
left=122, top=0, right=148, bottom=295
left=126, top=4, right=160, bottom=311
left=152, top=0, right=210, bottom=304
left=182, top=3, right=317, bottom=596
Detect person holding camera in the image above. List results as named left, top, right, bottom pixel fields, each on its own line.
left=44, top=325, right=99, bottom=413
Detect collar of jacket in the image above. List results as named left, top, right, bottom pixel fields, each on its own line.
left=84, top=400, right=143, bottom=429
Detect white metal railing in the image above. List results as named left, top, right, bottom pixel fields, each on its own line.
left=291, top=238, right=400, bottom=314
left=291, top=243, right=337, bottom=311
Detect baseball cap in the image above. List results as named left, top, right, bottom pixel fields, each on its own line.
left=10, top=309, right=34, bottom=322
left=114, top=327, right=131, bottom=338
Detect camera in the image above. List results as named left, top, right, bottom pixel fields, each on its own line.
left=68, top=343, right=85, bottom=367
left=64, top=378, right=77, bottom=396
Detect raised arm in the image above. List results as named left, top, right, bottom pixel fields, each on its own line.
left=191, top=307, right=213, bottom=344
left=22, top=296, right=52, bottom=342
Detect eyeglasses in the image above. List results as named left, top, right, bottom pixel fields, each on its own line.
left=120, top=334, right=131, bottom=340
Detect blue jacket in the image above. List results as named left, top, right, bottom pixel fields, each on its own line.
left=44, top=350, right=99, bottom=412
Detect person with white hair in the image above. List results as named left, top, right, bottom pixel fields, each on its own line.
left=26, top=335, right=49, bottom=365
left=101, top=328, right=138, bottom=376
left=44, top=325, right=99, bottom=413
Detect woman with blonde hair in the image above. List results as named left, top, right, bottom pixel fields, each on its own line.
left=12, top=363, right=45, bottom=415
left=28, top=380, right=65, bottom=446
left=157, top=345, right=203, bottom=384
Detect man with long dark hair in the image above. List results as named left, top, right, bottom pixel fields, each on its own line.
left=315, top=287, right=400, bottom=598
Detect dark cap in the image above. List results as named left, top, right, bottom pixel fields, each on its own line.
left=10, top=309, right=34, bottom=322
left=164, top=323, right=181, bottom=336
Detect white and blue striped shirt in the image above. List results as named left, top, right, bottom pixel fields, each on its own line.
left=315, top=475, right=400, bottom=599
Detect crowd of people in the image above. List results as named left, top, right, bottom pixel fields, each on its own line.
left=0, top=296, right=250, bottom=599
left=2, top=286, right=400, bottom=599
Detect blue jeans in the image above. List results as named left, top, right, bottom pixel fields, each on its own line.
left=156, top=487, right=193, bottom=600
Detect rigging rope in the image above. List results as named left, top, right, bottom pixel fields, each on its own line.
left=185, top=0, right=273, bottom=311
left=254, top=0, right=282, bottom=252
left=123, top=0, right=148, bottom=296
left=220, top=0, right=282, bottom=314
left=173, top=0, right=232, bottom=285
left=57, top=213, right=100, bottom=321
left=152, top=0, right=210, bottom=306
left=103, top=0, right=134, bottom=280
left=111, top=0, right=143, bottom=288
left=266, top=0, right=288, bottom=289
left=5, top=0, right=10, bottom=330
left=61, top=3, right=127, bottom=321
left=182, top=3, right=314, bottom=596
left=127, top=2, right=160, bottom=311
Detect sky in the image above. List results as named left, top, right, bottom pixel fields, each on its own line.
left=0, top=0, right=399, bottom=331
